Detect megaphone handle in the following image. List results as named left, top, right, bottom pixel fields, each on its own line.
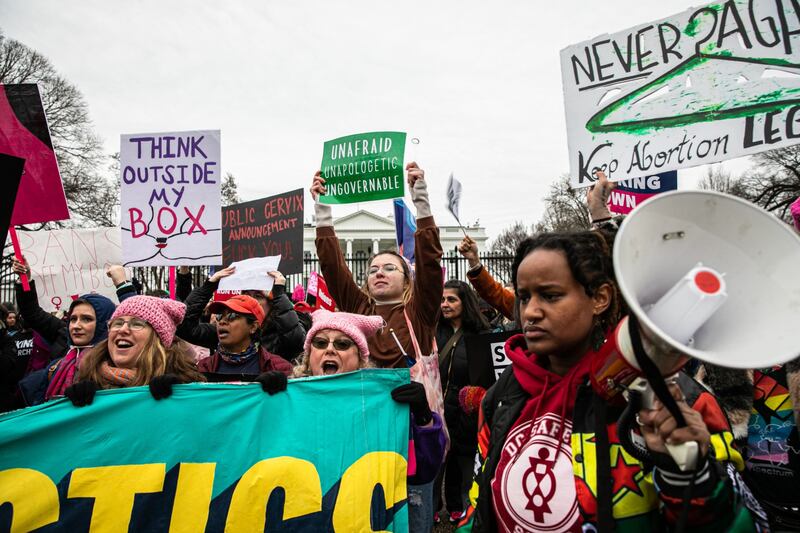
left=627, top=314, right=688, bottom=427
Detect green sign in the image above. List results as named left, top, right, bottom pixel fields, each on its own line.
left=0, top=369, right=410, bottom=532
left=319, top=131, right=406, bottom=204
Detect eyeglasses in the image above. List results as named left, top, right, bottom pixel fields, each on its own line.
left=368, top=264, right=401, bottom=276
left=108, top=318, right=149, bottom=331
left=214, top=312, right=252, bottom=323
left=310, top=337, right=356, bottom=351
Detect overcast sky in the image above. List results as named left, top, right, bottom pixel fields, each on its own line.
left=0, top=0, right=749, bottom=241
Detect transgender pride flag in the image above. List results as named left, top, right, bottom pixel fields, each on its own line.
left=393, top=199, right=416, bottom=265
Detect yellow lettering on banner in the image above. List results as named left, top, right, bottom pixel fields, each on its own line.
left=0, top=468, right=59, bottom=532
left=169, top=463, right=216, bottom=533
left=332, top=452, right=407, bottom=533
left=67, top=464, right=165, bottom=533
left=225, top=457, right=321, bottom=532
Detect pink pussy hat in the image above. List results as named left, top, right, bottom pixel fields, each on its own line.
left=304, top=309, right=385, bottom=359
left=111, top=296, right=186, bottom=347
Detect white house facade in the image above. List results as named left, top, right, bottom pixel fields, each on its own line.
left=303, top=209, right=488, bottom=258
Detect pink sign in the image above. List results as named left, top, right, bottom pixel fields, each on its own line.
left=0, top=84, right=69, bottom=225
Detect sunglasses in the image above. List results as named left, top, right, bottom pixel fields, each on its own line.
left=310, top=337, right=356, bottom=351
left=214, top=311, right=253, bottom=323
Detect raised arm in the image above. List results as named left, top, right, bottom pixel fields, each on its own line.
left=459, top=236, right=515, bottom=320
left=312, top=170, right=369, bottom=312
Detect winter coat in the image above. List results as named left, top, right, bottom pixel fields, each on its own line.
left=459, top=333, right=763, bottom=532
left=198, top=345, right=293, bottom=376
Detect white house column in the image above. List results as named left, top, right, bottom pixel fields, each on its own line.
left=346, top=239, right=353, bottom=257
left=372, top=239, right=380, bottom=253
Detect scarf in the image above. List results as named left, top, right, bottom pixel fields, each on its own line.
left=45, top=346, right=90, bottom=400
left=218, top=342, right=260, bottom=365
left=99, top=361, right=137, bottom=386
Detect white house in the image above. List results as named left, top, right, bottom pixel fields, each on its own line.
left=303, top=209, right=488, bottom=258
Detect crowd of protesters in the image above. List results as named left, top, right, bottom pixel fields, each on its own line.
left=0, top=162, right=798, bottom=532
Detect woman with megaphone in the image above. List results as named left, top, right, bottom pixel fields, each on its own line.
left=456, top=230, right=765, bottom=532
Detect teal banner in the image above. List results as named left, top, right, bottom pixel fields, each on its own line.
left=0, top=369, right=410, bottom=532
left=319, top=131, right=406, bottom=204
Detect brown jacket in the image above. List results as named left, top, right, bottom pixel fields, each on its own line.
left=467, top=264, right=515, bottom=320
left=315, top=216, right=443, bottom=368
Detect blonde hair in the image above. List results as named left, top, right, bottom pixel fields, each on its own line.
left=360, top=251, right=413, bottom=308
left=78, top=332, right=205, bottom=388
left=292, top=349, right=375, bottom=377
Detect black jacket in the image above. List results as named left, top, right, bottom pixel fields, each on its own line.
left=176, top=280, right=306, bottom=361
left=15, top=281, right=69, bottom=361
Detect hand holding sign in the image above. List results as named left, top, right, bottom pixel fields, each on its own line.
left=210, top=266, right=236, bottom=283
left=310, top=170, right=326, bottom=200
left=587, top=170, right=616, bottom=222
left=217, top=256, right=282, bottom=292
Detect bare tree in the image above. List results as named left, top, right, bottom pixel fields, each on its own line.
left=533, top=174, right=590, bottom=233
left=490, top=221, right=531, bottom=255
left=738, top=146, right=800, bottom=223
left=698, top=164, right=749, bottom=197
left=0, top=30, right=115, bottom=228
left=221, top=172, right=240, bottom=206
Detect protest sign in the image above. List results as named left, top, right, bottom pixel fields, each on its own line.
left=17, top=228, right=130, bottom=312
left=221, top=189, right=303, bottom=273
left=0, top=370, right=409, bottom=532
left=560, top=0, right=800, bottom=188
left=307, top=271, right=336, bottom=311
left=0, top=154, right=25, bottom=249
left=120, top=130, right=222, bottom=266
left=393, top=199, right=417, bottom=265
left=217, top=255, right=281, bottom=292
left=0, top=84, right=69, bottom=225
left=608, top=170, right=678, bottom=214
left=465, top=330, right=520, bottom=380
left=319, top=131, right=406, bottom=204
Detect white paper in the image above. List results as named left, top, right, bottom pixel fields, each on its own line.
left=17, top=228, right=132, bottom=312
left=560, top=0, right=800, bottom=188
left=217, top=255, right=282, bottom=292
left=445, top=172, right=462, bottom=221
left=119, top=129, right=222, bottom=265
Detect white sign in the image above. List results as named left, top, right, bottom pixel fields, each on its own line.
left=17, top=228, right=131, bottom=312
left=217, top=255, right=282, bottom=292
left=561, top=0, right=800, bottom=188
left=119, top=130, right=222, bottom=265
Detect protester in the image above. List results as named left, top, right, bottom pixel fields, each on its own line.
left=12, top=257, right=117, bottom=403
left=176, top=266, right=293, bottom=379
left=696, top=360, right=800, bottom=530
left=457, top=230, right=762, bottom=532
left=0, top=306, right=20, bottom=412
left=270, top=308, right=447, bottom=533
left=242, top=270, right=306, bottom=361
left=434, top=280, right=494, bottom=524
left=310, top=162, right=443, bottom=368
left=63, top=295, right=205, bottom=406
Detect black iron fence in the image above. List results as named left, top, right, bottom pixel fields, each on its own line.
left=0, top=252, right=515, bottom=308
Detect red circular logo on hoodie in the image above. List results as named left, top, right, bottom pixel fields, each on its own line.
left=492, top=414, right=580, bottom=532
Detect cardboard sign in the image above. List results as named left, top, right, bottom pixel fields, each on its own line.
left=0, top=371, right=410, bottom=532
left=221, top=189, right=303, bottom=274
left=465, top=330, right=520, bottom=380
left=561, top=0, right=800, bottom=188
left=120, top=130, right=222, bottom=266
left=16, top=228, right=131, bottom=312
left=608, top=170, right=678, bottom=214
left=0, top=84, right=69, bottom=225
left=319, top=131, right=406, bottom=204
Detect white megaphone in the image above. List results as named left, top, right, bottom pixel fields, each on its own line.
left=591, top=190, right=800, bottom=471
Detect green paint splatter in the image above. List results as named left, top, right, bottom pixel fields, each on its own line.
left=684, top=18, right=701, bottom=36
left=585, top=54, right=800, bottom=135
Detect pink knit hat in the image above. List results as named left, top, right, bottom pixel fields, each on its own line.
left=111, top=296, right=186, bottom=347
left=791, top=196, right=800, bottom=232
left=304, top=309, right=385, bottom=359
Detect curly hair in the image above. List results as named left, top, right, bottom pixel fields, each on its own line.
left=511, top=230, right=622, bottom=334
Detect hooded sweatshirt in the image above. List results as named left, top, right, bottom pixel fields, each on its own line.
left=44, top=294, right=116, bottom=400
left=490, top=335, right=594, bottom=533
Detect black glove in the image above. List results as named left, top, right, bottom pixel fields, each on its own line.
left=391, top=382, right=433, bottom=426
left=255, top=371, right=288, bottom=395
left=149, top=374, right=183, bottom=401
left=64, top=380, right=100, bottom=407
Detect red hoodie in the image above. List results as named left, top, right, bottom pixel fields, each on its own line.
left=490, top=335, right=595, bottom=533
